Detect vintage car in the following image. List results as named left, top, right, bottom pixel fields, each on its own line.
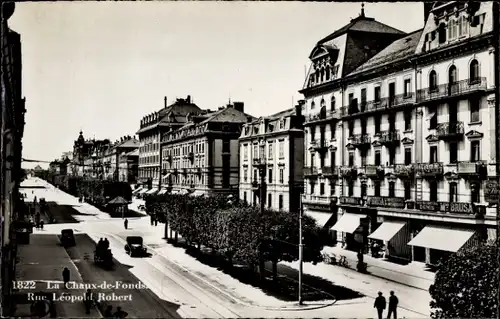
left=94, top=246, right=113, bottom=269
left=60, top=229, right=76, bottom=247
left=124, top=236, right=147, bottom=257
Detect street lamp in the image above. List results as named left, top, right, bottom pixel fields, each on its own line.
left=298, top=184, right=305, bottom=305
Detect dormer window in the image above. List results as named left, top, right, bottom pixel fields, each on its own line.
left=325, top=67, right=330, bottom=81
left=438, top=23, right=446, bottom=44
left=320, top=68, right=325, bottom=82
left=279, top=119, right=285, bottom=130
left=448, top=19, right=458, bottom=40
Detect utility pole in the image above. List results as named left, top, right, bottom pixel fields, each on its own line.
left=298, top=193, right=304, bottom=305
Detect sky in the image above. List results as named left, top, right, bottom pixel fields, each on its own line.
left=8, top=1, right=423, bottom=168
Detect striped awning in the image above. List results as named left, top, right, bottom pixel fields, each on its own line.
left=157, top=189, right=167, bottom=195
left=132, top=187, right=143, bottom=194
left=368, top=221, right=406, bottom=241
left=408, top=226, right=475, bottom=252
left=138, top=188, right=149, bottom=195
left=331, top=213, right=366, bottom=234
left=304, top=211, right=333, bottom=228
left=145, top=188, right=159, bottom=195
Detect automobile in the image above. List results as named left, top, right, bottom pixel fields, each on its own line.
left=60, top=229, right=76, bottom=247
left=124, top=236, right=146, bottom=257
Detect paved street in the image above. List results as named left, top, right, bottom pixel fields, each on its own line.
left=21, top=177, right=431, bottom=318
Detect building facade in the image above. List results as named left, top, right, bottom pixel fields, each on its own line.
left=160, top=102, right=253, bottom=196
left=137, top=96, right=202, bottom=189
left=1, top=2, right=26, bottom=316
left=118, top=149, right=139, bottom=184
left=238, top=103, right=305, bottom=212
left=300, top=2, right=498, bottom=266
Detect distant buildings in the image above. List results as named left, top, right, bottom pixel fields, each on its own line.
left=238, top=103, right=305, bottom=212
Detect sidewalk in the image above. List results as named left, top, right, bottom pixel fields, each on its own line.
left=14, top=234, right=101, bottom=318
left=323, top=246, right=435, bottom=290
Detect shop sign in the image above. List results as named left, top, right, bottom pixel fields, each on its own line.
left=305, top=203, right=331, bottom=212
left=415, top=163, right=443, bottom=175
left=485, top=181, right=499, bottom=203
left=339, top=196, right=363, bottom=206
left=366, top=196, right=405, bottom=209
left=416, top=201, right=474, bottom=214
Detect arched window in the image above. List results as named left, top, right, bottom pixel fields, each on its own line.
left=330, top=96, right=336, bottom=111
left=469, top=59, right=479, bottom=83
left=320, top=68, right=325, bottom=82
left=315, top=72, right=320, bottom=83
left=325, top=67, right=330, bottom=80
left=429, top=70, right=438, bottom=90
left=320, top=99, right=326, bottom=108
left=311, top=101, right=315, bottom=110
left=448, top=65, right=457, bottom=84
left=438, top=23, right=447, bottom=44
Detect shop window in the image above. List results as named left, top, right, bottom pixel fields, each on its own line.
left=320, top=183, right=325, bottom=195
left=404, top=182, right=411, bottom=200
left=374, top=181, right=381, bottom=197
left=389, top=182, right=395, bottom=197
left=471, top=183, right=480, bottom=203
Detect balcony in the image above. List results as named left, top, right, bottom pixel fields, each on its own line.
left=361, top=165, right=384, bottom=178
left=379, top=130, right=400, bottom=146
left=253, top=157, right=266, bottom=167
left=347, top=134, right=371, bottom=148
left=415, top=162, right=444, bottom=178
left=341, top=94, right=415, bottom=118
left=182, top=168, right=188, bottom=175
left=319, top=166, right=338, bottom=178
left=188, top=152, right=194, bottom=161
left=251, top=180, right=259, bottom=190
left=302, top=195, right=337, bottom=205
left=165, top=155, right=172, bottom=162
left=305, top=109, right=340, bottom=124
left=339, top=166, right=357, bottom=179
left=309, top=139, right=328, bottom=153
left=416, top=77, right=487, bottom=104
left=457, top=161, right=487, bottom=178
left=435, top=122, right=464, bottom=140
left=304, top=167, right=319, bottom=177
left=394, top=164, right=415, bottom=178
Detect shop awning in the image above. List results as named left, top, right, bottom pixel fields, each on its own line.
left=162, top=173, right=171, bottom=180
left=368, top=221, right=406, bottom=241
left=132, top=187, right=143, bottom=194
left=145, top=188, right=158, bottom=195
left=157, top=189, right=167, bottom=195
left=408, top=226, right=475, bottom=252
left=189, top=190, right=205, bottom=197
left=138, top=188, right=149, bottom=195
left=331, top=213, right=365, bottom=234
left=305, top=211, right=333, bottom=228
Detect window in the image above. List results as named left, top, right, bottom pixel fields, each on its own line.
left=268, top=169, right=273, bottom=183
left=348, top=152, right=355, bottom=166
left=429, top=70, right=438, bottom=90
left=470, top=60, right=479, bottom=82
left=361, top=150, right=367, bottom=166
left=320, top=183, right=325, bottom=195
left=361, top=183, right=367, bottom=198
left=374, top=115, right=381, bottom=134
left=449, top=183, right=458, bottom=202
left=470, top=97, right=480, bottom=122
left=310, top=153, right=315, bottom=167
left=404, top=79, right=411, bottom=97
left=449, top=142, right=458, bottom=164
left=389, top=147, right=396, bottom=165
left=348, top=93, right=354, bottom=105
left=438, top=23, right=446, bottom=43
left=429, top=106, right=438, bottom=129
left=471, top=141, right=480, bottom=162
left=471, top=183, right=480, bottom=203
left=404, top=182, right=411, bottom=200
left=348, top=121, right=354, bottom=137
left=429, top=181, right=438, bottom=201
left=330, top=96, right=336, bottom=111
left=389, top=182, right=395, bottom=197
left=404, top=110, right=412, bottom=131
left=374, top=86, right=381, bottom=102
left=360, top=88, right=367, bottom=111
left=330, top=179, right=335, bottom=195
left=430, top=146, right=438, bottom=163
left=268, top=194, right=272, bottom=208
left=243, top=145, right=248, bottom=161
left=268, top=143, right=273, bottom=159
left=243, top=169, right=248, bottom=182
left=279, top=195, right=283, bottom=210
left=448, top=19, right=458, bottom=40
left=253, top=144, right=258, bottom=159
left=374, top=181, right=381, bottom=197
left=279, top=168, right=284, bottom=184
left=375, top=150, right=381, bottom=166
left=311, top=101, right=315, bottom=110
left=448, top=65, right=457, bottom=84
left=253, top=169, right=258, bottom=181
left=348, top=181, right=354, bottom=196
left=279, top=140, right=284, bottom=158
left=330, top=151, right=336, bottom=168
left=310, top=182, right=315, bottom=195
left=243, top=191, right=247, bottom=203
left=404, top=148, right=412, bottom=165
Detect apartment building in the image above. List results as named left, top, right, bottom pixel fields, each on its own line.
left=238, top=103, right=305, bottom=212
left=160, top=102, right=254, bottom=196
left=118, top=149, right=139, bottom=184
left=137, top=96, right=201, bottom=191
left=300, top=2, right=498, bottom=266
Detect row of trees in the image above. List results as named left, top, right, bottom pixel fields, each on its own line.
left=145, top=193, right=326, bottom=279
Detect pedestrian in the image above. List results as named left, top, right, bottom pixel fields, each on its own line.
left=104, top=305, right=113, bottom=318
left=154, top=218, right=158, bottom=226
left=124, top=218, right=128, bottom=230
left=150, top=214, right=154, bottom=226
left=387, top=291, right=398, bottom=319
left=113, top=306, right=128, bottom=318
left=84, top=289, right=93, bottom=314
left=62, top=267, right=70, bottom=289
left=374, top=291, right=386, bottom=319
left=104, top=238, right=109, bottom=249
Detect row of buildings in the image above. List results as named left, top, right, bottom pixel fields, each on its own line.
left=1, top=3, right=26, bottom=316
left=66, top=2, right=499, bottom=268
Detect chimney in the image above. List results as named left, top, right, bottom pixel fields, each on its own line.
left=295, top=100, right=305, bottom=117
left=164, top=96, right=168, bottom=108
left=186, top=95, right=191, bottom=103
left=233, top=102, right=244, bottom=113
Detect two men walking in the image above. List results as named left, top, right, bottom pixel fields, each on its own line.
left=374, top=291, right=398, bottom=319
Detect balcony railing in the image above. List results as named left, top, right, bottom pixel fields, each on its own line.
left=310, top=139, right=329, bottom=151
left=435, top=121, right=464, bottom=139
left=394, top=164, right=415, bottom=178
left=253, top=157, right=266, bottom=166
left=304, top=167, right=319, bottom=177
left=457, top=161, right=487, bottom=177
left=340, top=166, right=358, bottom=179
left=415, top=162, right=444, bottom=177
left=348, top=134, right=371, bottom=147
left=319, top=166, right=338, bottom=177
left=361, top=165, right=385, bottom=178
left=306, top=109, right=340, bottom=123
left=416, top=77, right=487, bottom=103
left=379, top=130, right=400, bottom=145
left=341, top=93, right=415, bottom=117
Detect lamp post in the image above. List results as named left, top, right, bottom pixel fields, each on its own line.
left=298, top=184, right=305, bottom=305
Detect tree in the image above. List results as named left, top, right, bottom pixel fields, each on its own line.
left=429, top=242, right=498, bottom=318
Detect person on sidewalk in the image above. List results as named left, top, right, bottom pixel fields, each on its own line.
left=104, top=238, right=110, bottom=249
left=84, top=289, right=93, bottom=314
left=62, top=267, right=70, bottom=289
left=104, top=305, right=113, bottom=318
left=387, top=291, right=398, bottom=319
left=113, top=306, right=128, bottom=318
left=150, top=214, right=154, bottom=226
left=154, top=218, right=158, bottom=226
left=124, top=219, right=128, bottom=230
left=40, top=220, right=44, bottom=230
left=374, top=291, right=386, bottom=319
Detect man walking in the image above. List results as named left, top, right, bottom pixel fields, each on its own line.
left=387, top=291, right=398, bottom=319
left=62, top=267, right=70, bottom=289
left=374, top=291, right=386, bottom=319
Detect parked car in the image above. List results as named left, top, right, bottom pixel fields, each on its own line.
left=124, top=236, right=146, bottom=257
left=60, top=229, right=76, bottom=247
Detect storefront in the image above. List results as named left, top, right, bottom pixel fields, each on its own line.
left=303, top=200, right=338, bottom=246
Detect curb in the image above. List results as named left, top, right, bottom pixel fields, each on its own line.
left=97, top=230, right=336, bottom=312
